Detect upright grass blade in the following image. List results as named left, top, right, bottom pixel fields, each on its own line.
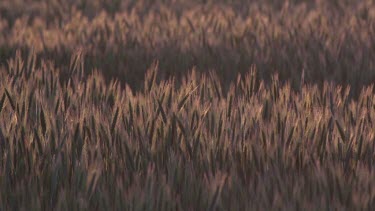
left=111, top=107, right=120, bottom=135
left=335, top=120, right=347, bottom=143
left=157, top=99, right=167, bottom=124
left=0, top=93, right=6, bottom=115
left=40, top=106, right=47, bottom=135
left=4, top=89, right=15, bottom=111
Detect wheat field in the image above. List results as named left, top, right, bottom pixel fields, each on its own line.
left=1, top=0, right=375, bottom=210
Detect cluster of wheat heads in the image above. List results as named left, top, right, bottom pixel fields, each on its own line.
left=0, top=0, right=375, bottom=93
left=1, top=52, right=375, bottom=210
left=1, top=0, right=375, bottom=210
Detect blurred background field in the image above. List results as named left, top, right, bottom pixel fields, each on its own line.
left=1, top=1, right=375, bottom=210
left=0, top=0, right=374, bottom=94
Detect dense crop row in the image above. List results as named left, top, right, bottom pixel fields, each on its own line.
left=0, top=0, right=375, bottom=93
left=1, top=52, right=375, bottom=210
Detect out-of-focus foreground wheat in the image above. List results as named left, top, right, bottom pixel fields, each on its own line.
left=1, top=0, right=375, bottom=210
